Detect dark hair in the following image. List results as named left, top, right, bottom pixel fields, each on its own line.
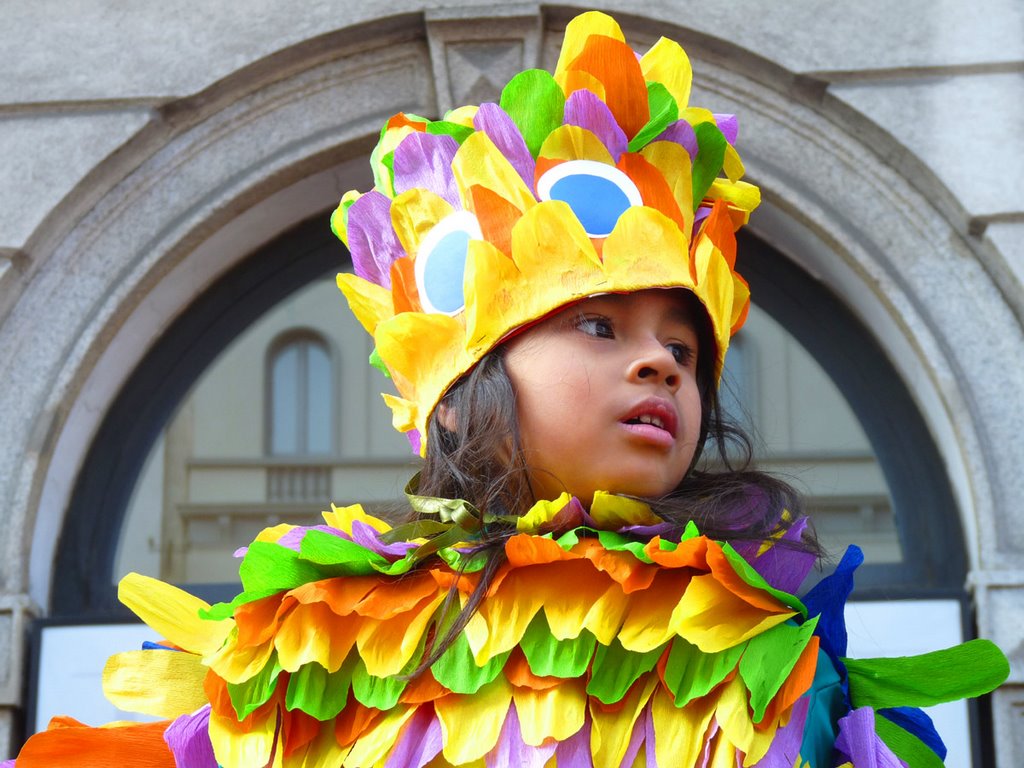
left=410, top=292, right=821, bottom=671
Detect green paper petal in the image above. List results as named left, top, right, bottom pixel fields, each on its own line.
left=587, top=638, right=665, bottom=705
left=227, top=653, right=283, bottom=719
left=368, top=348, right=391, bottom=378
left=691, top=122, right=727, bottom=209
left=596, top=529, right=655, bottom=563
left=843, top=638, right=1010, bottom=710
left=519, top=613, right=597, bottom=679
left=431, top=631, right=510, bottom=694
left=426, top=120, right=475, bottom=144
left=663, top=636, right=746, bottom=707
left=239, top=541, right=329, bottom=594
left=437, top=546, right=488, bottom=573
left=285, top=653, right=360, bottom=721
left=299, top=530, right=389, bottom=575
left=201, top=587, right=282, bottom=621
left=500, top=69, right=566, bottom=158
left=874, top=713, right=945, bottom=768
left=351, top=657, right=408, bottom=709
left=627, top=81, right=678, bottom=152
left=739, top=617, right=818, bottom=723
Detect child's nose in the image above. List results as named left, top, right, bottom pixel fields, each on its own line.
left=626, top=343, right=680, bottom=390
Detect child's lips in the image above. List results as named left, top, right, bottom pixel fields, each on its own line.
left=619, top=398, right=678, bottom=444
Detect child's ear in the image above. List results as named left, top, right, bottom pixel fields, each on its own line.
left=436, top=402, right=458, bottom=432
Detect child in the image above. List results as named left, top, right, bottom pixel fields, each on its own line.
left=10, top=10, right=1007, bottom=768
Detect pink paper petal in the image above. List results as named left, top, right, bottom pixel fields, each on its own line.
left=346, top=190, right=403, bottom=288
left=164, top=705, right=217, bottom=768
left=564, top=89, right=629, bottom=161
left=393, top=132, right=460, bottom=208
left=384, top=705, right=444, bottom=768
left=835, top=706, right=907, bottom=768
left=473, top=102, right=536, bottom=190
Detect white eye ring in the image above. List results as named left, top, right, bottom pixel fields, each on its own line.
left=535, top=159, right=643, bottom=237
left=414, top=210, right=483, bottom=316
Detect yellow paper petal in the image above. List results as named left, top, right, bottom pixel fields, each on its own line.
left=463, top=239, right=525, bottom=355
left=444, top=104, right=479, bottom=127
left=452, top=131, right=536, bottom=215
left=617, top=571, right=688, bottom=652
left=336, top=273, right=394, bottom=336
left=555, top=69, right=607, bottom=102
left=590, top=675, right=658, bottom=767
left=343, top=706, right=417, bottom=768
left=118, top=573, right=233, bottom=656
left=330, top=189, right=362, bottom=248
left=579, top=582, right=632, bottom=645
left=275, top=601, right=358, bottom=673
left=512, top=678, right=587, bottom=745
left=640, top=140, right=695, bottom=234
left=357, top=594, right=444, bottom=677
left=640, top=36, right=692, bottom=110
left=651, top=684, right=717, bottom=767
left=103, top=649, right=208, bottom=718
left=707, top=179, right=761, bottom=214
left=716, top=674, right=778, bottom=765
left=723, top=143, right=745, bottom=183
left=537, top=125, right=615, bottom=165
left=436, top=677, right=513, bottom=764
left=602, top=207, right=695, bottom=292
left=390, top=188, right=455, bottom=259
left=554, top=11, right=625, bottom=77
left=284, top=721, right=351, bottom=768
left=516, top=493, right=573, bottom=532
left=589, top=492, right=662, bottom=528
left=209, top=706, right=277, bottom=768
left=670, top=573, right=794, bottom=652
left=253, top=523, right=297, bottom=545
left=205, top=626, right=275, bottom=684
left=321, top=502, right=390, bottom=536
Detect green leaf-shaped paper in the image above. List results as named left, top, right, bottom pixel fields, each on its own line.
left=690, top=122, right=727, bottom=209
left=432, top=630, right=510, bottom=694
left=663, top=636, right=745, bottom=707
left=587, top=638, right=664, bottom=705
left=351, top=657, right=408, bottom=710
left=227, top=652, right=282, bottom=720
left=520, top=613, right=597, bottom=679
left=286, top=653, right=359, bottom=721
left=627, top=82, right=678, bottom=152
left=739, top=617, right=818, bottom=723
left=500, top=69, right=566, bottom=158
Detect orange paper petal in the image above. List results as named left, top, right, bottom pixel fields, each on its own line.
left=566, top=35, right=650, bottom=139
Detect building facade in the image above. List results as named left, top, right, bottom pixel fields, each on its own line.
left=1, top=1, right=1023, bottom=763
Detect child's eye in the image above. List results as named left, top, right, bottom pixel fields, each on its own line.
left=575, top=315, right=615, bottom=338
left=668, top=343, right=695, bottom=366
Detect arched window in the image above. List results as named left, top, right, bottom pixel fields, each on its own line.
left=268, top=333, right=333, bottom=456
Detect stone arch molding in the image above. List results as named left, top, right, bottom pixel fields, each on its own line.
left=3, top=7, right=1020, bottom=628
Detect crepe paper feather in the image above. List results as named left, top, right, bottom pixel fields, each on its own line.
left=333, top=11, right=762, bottom=453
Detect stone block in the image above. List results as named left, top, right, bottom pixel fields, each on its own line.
left=0, top=110, right=151, bottom=249
left=830, top=72, right=1024, bottom=218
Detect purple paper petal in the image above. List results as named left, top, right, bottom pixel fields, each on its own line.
left=564, top=89, right=629, bottom=161
left=643, top=706, right=657, bottom=768
left=1, top=760, right=15, bottom=768
left=351, top=519, right=419, bottom=558
left=276, top=524, right=348, bottom=553
left=473, top=102, right=536, bottom=190
left=347, top=190, right=404, bottom=289
left=835, top=707, right=908, bottom=768
left=393, top=132, right=460, bottom=208
left=406, top=428, right=422, bottom=456
left=753, top=697, right=810, bottom=768
left=713, top=113, right=738, bottom=144
left=618, top=704, right=646, bottom=767
left=553, top=715, right=593, bottom=767
left=233, top=545, right=248, bottom=558
left=487, top=704, right=557, bottom=768
left=749, top=519, right=818, bottom=594
left=165, top=705, right=217, bottom=768
left=384, top=705, right=444, bottom=768
left=654, top=120, right=698, bottom=160
left=621, top=522, right=676, bottom=538
left=692, top=206, right=712, bottom=236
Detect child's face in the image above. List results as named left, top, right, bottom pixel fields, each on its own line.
left=504, top=289, right=703, bottom=505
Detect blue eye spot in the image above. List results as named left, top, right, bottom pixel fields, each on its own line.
left=536, top=160, right=643, bottom=237
left=415, top=210, right=481, bottom=315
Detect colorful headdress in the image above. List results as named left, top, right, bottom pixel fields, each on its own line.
left=333, top=11, right=760, bottom=454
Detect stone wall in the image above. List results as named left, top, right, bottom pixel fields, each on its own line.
left=2, top=1, right=1022, bottom=762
